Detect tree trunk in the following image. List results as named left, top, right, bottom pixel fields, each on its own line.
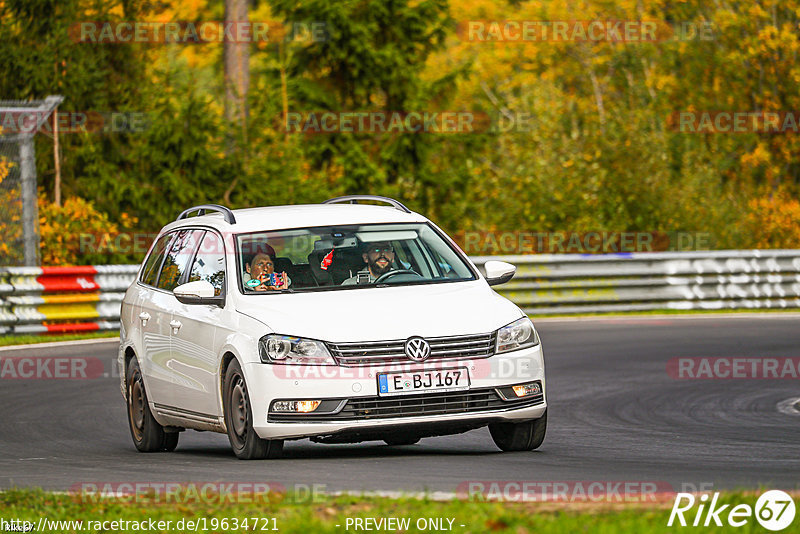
left=223, top=0, right=250, bottom=203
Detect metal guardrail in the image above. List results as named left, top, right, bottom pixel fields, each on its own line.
left=472, top=250, right=800, bottom=315
left=1, top=250, right=798, bottom=334
left=0, top=265, right=138, bottom=335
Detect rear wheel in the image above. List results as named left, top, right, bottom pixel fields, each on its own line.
left=127, top=358, right=177, bottom=452
left=223, top=359, right=283, bottom=460
left=489, top=411, right=547, bottom=452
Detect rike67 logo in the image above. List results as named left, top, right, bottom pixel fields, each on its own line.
left=668, top=490, right=796, bottom=531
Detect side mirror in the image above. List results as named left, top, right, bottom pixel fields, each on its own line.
left=174, top=280, right=224, bottom=306
left=483, top=260, right=516, bottom=286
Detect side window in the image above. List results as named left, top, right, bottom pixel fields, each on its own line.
left=156, top=230, right=204, bottom=292
left=426, top=247, right=454, bottom=277
left=141, top=233, right=174, bottom=286
left=188, top=231, right=226, bottom=296
left=401, top=240, right=435, bottom=277
left=393, top=241, right=416, bottom=271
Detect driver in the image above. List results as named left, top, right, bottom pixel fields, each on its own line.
left=341, top=241, right=395, bottom=285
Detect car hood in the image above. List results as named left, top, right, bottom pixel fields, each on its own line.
left=234, top=280, right=523, bottom=342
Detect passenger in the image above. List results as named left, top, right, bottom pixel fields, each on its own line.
left=341, top=241, right=395, bottom=285
left=245, top=250, right=291, bottom=291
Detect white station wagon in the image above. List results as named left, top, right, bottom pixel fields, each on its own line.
left=119, top=196, right=547, bottom=459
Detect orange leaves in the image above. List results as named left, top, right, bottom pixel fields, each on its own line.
left=38, top=195, right=121, bottom=266
left=0, top=157, right=12, bottom=186
left=0, top=127, right=11, bottom=186
left=744, top=190, right=800, bottom=249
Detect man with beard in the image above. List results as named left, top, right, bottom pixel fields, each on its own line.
left=341, top=241, right=396, bottom=285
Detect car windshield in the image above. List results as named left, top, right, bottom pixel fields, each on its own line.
left=236, top=223, right=476, bottom=293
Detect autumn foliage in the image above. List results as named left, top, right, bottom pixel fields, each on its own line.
left=38, top=195, right=138, bottom=266
left=744, top=192, right=800, bottom=250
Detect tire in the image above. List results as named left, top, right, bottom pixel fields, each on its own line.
left=223, top=359, right=283, bottom=460
left=489, top=410, right=547, bottom=452
left=126, top=358, right=175, bottom=452
left=162, top=432, right=180, bottom=452
left=384, top=437, right=421, bottom=446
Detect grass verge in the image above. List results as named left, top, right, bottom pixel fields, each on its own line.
left=0, top=332, right=117, bottom=347
left=0, top=488, right=790, bottom=533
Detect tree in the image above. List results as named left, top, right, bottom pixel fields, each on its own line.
left=223, top=0, right=251, bottom=203
left=268, top=0, right=464, bottom=212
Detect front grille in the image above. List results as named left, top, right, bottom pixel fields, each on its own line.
left=268, top=387, right=543, bottom=422
left=328, top=332, right=496, bottom=366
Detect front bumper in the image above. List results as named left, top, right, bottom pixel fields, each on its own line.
left=244, top=344, right=546, bottom=440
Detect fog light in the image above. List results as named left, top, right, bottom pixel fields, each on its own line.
left=271, top=400, right=321, bottom=413
left=296, top=400, right=321, bottom=412
left=512, top=383, right=541, bottom=398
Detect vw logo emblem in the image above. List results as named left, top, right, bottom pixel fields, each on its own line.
left=404, top=337, right=431, bottom=362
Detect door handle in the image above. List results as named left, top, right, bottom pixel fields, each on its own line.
left=138, top=312, right=151, bottom=326
left=169, top=319, right=182, bottom=334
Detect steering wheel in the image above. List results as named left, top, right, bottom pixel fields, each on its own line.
left=374, top=269, right=424, bottom=284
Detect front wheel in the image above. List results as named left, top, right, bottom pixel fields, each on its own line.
left=489, top=411, right=547, bottom=452
left=223, top=359, right=283, bottom=460
left=126, top=358, right=179, bottom=452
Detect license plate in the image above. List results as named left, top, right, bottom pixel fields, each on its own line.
left=377, top=368, right=469, bottom=396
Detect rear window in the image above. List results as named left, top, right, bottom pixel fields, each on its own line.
left=187, top=231, right=226, bottom=296
left=140, top=233, right=174, bottom=287
left=156, top=230, right=204, bottom=292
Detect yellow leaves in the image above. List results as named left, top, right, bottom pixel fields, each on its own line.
left=107, top=4, right=124, bottom=18
left=0, top=129, right=11, bottom=186
left=145, top=0, right=209, bottom=21
left=119, top=212, right=139, bottom=228
left=38, top=195, right=121, bottom=266
left=0, top=157, right=12, bottom=186
left=740, top=143, right=772, bottom=171
left=745, top=190, right=800, bottom=249
left=747, top=3, right=770, bottom=19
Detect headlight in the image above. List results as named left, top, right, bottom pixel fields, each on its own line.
left=495, top=317, right=540, bottom=354
left=259, top=335, right=337, bottom=365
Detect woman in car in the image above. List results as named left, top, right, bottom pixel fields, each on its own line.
left=244, top=247, right=291, bottom=291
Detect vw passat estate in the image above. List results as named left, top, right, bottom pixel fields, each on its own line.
left=119, top=196, right=547, bottom=459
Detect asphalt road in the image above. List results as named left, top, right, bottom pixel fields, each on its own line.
left=1, top=314, right=798, bottom=494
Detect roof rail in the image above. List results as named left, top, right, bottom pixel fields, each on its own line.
left=177, top=204, right=237, bottom=224
left=323, top=195, right=411, bottom=213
